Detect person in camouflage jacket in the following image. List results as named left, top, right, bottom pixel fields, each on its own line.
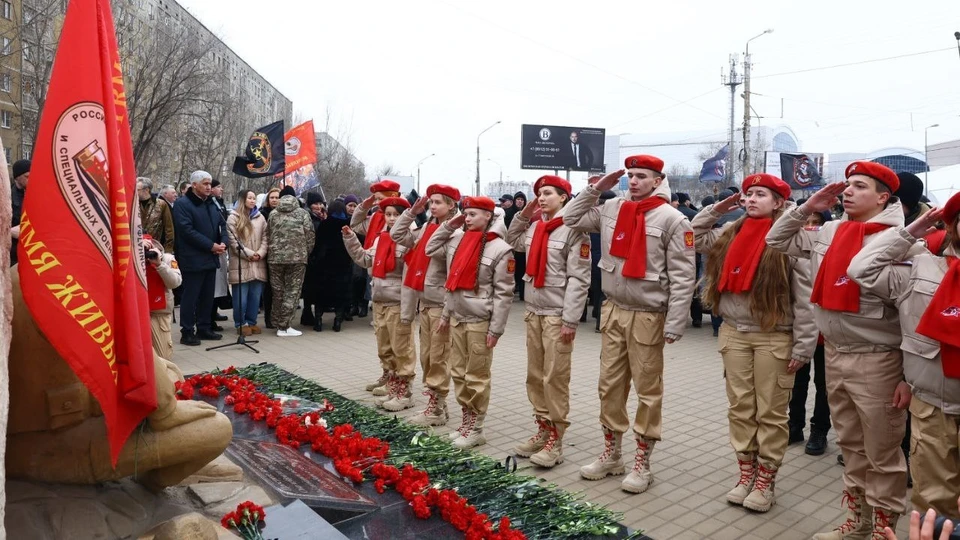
left=267, top=187, right=315, bottom=335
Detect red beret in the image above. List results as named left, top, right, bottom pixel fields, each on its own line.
left=533, top=175, right=572, bottom=197
left=371, top=180, right=401, bottom=193
left=624, top=155, right=664, bottom=174
left=378, top=196, right=411, bottom=211
left=845, top=161, right=899, bottom=193
left=942, top=192, right=960, bottom=225
left=742, top=173, right=791, bottom=200
left=142, top=233, right=153, bottom=242
left=462, top=196, right=496, bottom=212
left=426, top=184, right=461, bottom=201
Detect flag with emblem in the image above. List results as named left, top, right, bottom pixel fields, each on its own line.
left=17, top=0, right=157, bottom=465
left=233, top=120, right=285, bottom=178
left=699, top=144, right=728, bottom=183
left=779, top=153, right=823, bottom=189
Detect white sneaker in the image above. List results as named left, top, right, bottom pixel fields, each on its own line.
left=276, top=328, right=303, bottom=337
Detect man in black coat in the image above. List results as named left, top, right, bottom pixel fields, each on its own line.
left=172, top=170, right=228, bottom=345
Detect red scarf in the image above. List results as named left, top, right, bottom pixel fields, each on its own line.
left=811, top=221, right=889, bottom=312
left=916, top=256, right=960, bottom=378
left=363, top=211, right=386, bottom=249
left=445, top=230, right=499, bottom=291
left=403, top=222, right=440, bottom=291
left=718, top=217, right=772, bottom=294
left=146, top=264, right=166, bottom=311
left=372, top=230, right=396, bottom=279
left=925, top=229, right=947, bottom=255
left=525, top=217, right=564, bottom=288
left=609, top=197, right=668, bottom=278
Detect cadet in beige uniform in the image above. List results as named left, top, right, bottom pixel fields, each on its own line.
left=848, top=194, right=960, bottom=522
left=144, top=234, right=182, bottom=361
left=767, top=161, right=919, bottom=539
left=343, top=197, right=416, bottom=412
left=564, top=155, right=696, bottom=494
left=351, top=180, right=403, bottom=393
left=506, top=175, right=591, bottom=468
left=425, top=196, right=515, bottom=449
left=391, top=184, right=461, bottom=427
left=693, top=174, right=817, bottom=513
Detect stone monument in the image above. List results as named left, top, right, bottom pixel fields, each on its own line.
left=6, top=270, right=234, bottom=491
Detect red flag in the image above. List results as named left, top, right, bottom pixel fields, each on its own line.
left=283, top=120, right=318, bottom=175
left=17, top=0, right=156, bottom=465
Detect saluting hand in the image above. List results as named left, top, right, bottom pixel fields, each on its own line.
left=713, top=192, right=742, bottom=215
left=361, top=195, right=377, bottom=210
left=906, top=207, right=944, bottom=240
left=411, top=196, right=429, bottom=215
left=447, top=214, right=466, bottom=230
left=801, top=182, right=845, bottom=215
left=594, top=169, right=625, bottom=192
left=520, top=200, right=539, bottom=220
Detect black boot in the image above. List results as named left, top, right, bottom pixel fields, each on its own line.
left=789, top=425, right=805, bottom=445
left=357, top=303, right=368, bottom=318
left=805, top=430, right=828, bottom=456
left=349, top=305, right=359, bottom=317
left=333, top=313, right=343, bottom=332
left=314, top=316, right=323, bottom=332
left=197, top=329, right=223, bottom=340
left=180, top=331, right=201, bottom=346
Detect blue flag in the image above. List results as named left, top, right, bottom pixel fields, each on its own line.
left=699, top=144, right=729, bottom=183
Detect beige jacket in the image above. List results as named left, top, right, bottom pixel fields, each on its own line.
left=147, top=239, right=181, bottom=315
left=226, top=210, right=269, bottom=284
left=562, top=181, right=696, bottom=338
left=692, top=205, right=818, bottom=362
left=345, top=229, right=409, bottom=306
left=350, top=206, right=377, bottom=236
left=391, top=209, right=450, bottom=309
left=766, top=201, right=920, bottom=353
left=848, top=227, right=960, bottom=414
left=425, top=218, right=515, bottom=337
left=506, top=206, right=591, bottom=328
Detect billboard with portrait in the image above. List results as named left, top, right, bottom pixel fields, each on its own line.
left=521, top=124, right=605, bottom=173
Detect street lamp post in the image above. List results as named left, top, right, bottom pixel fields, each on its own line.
left=925, top=123, right=939, bottom=197
left=476, top=121, right=501, bottom=196
left=487, top=158, right=502, bottom=183
left=742, top=28, right=773, bottom=176
left=415, top=153, right=436, bottom=194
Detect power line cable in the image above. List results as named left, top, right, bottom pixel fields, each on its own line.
left=753, top=47, right=955, bottom=79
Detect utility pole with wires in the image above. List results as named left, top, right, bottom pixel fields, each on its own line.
left=742, top=29, right=773, bottom=177
left=721, top=54, right=742, bottom=184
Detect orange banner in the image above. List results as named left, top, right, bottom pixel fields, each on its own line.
left=284, top=120, right=318, bottom=174
left=18, top=0, right=156, bottom=465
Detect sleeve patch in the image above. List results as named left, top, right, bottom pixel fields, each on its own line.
left=170, top=260, right=178, bottom=269
left=684, top=231, right=695, bottom=249
left=579, top=243, right=590, bottom=259
left=507, top=259, right=516, bottom=273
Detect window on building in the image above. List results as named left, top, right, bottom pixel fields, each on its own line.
left=2, top=1, right=11, bottom=20
left=21, top=143, right=31, bottom=160
left=2, top=38, right=10, bottom=56
left=3, top=147, right=10, bottom=163
left=0, top=73, right=9, bottom=92
left=1, top=110, right=12, bottom=128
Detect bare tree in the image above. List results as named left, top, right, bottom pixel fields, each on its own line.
left=374, top=163, right=399, bottom=178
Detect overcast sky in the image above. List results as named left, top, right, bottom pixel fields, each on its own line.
left=178, top=0, right=960, bottom=195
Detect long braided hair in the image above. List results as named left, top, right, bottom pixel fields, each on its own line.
left=702, top=204, right=792, bottom=332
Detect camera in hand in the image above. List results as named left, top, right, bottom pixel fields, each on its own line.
left=920, top=513, right=960, bottom=540
left=145, top=248, right=159, bottom=261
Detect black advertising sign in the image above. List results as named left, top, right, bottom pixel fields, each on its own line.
left=521, top=124, right=605, bottom=172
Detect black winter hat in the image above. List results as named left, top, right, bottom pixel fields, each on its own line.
left=513, top=191, right=527, bottom=202
left=499, top=194, right=514, bottom=202
left=894, top=172, right=924, bottom=208
left=599, top=190, right=617, bottom=202
left=677, top=192, right=691, bottom=204
left=305, top=191, right=324, bottom=206
left=279, top=186, right=297, bottom=198
left=12, top=159, right=29, bottom=179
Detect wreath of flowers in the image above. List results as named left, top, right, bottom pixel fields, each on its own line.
left=179, top=368, right=526, bottom=539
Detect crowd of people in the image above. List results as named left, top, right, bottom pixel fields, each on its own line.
left=8, top=154, right=960, bottom=540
